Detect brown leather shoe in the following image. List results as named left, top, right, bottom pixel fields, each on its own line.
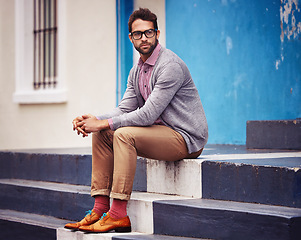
left=64, top=210, right=101, bottom=230
left=78, top=212, right=131, bottom=233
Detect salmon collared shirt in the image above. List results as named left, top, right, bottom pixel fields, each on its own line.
left=137, top=43, right=161, bottom=101
left=137, top=43, right=163, bottom=125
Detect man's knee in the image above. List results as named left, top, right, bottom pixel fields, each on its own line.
left=114, top=127, right=135, bottom=145
left=92, top=129, right=114, bottom=144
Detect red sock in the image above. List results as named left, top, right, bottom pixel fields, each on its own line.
left=108, top=199, right=128, bottom=219
left=93, top=195, right=110, bottom=216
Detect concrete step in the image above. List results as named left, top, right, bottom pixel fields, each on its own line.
left=246, top=119, right=301, bottom=150
left=1, top=210, right=206, bottom=240
left=201, top=150, right=301, bottom=208
left=2, top=179, right=300, bottom=240
left=153, top=198, right=301, bottom=240
left=58, top=228, right=211, bottom=240
left=0, top=148, right=147, bottom=191
left=0, top=179, right=192, bottom=234
left=0, top=209, right=69, bottom=240
left=1, top=146, right=300, bottom=207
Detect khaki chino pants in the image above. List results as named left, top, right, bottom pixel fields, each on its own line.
left=91, top=125, right=203, bottom=200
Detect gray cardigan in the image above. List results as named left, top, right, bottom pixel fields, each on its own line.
left=99, top=47, right=208, bottom=154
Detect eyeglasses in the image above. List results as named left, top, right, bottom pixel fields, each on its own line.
left=131, top=29, right=157, bottom=40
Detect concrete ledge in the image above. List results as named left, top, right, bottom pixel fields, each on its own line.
left=201, top=151, right=301, bottom=208
left=146, top=158, right=204, bottom=198
left=153, top=198, right=301, bottom=240
left=246, top=119, right=301, bottom=150
left=1, top=146, right=300, bottom=204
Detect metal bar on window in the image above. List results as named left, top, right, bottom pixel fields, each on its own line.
left=43, top=0, right=46, bottom=88
left=34, top=0, right=37, bottom=89
left=33, top=0, right=57, bottom=90
left=53, top=0, right=57, bottom=87
left=48, top=0, right=51, bottom=87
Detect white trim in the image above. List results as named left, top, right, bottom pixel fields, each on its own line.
left=13, top=89, right=67, bottom=104
left=13, top=0, right=67, bottom=104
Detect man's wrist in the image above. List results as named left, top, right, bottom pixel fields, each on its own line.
left=108, top=118, right=114, bottom=130
left=98, top=119, right=110, bottom=131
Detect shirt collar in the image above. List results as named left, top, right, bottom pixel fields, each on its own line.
left=138, top=43, right=161, bottom=68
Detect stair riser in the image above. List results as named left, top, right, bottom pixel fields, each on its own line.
left=1, top=151, right=300, bottom=208
left=202, top=161, right=301, bottom=208
left=0, top=219, right=56, bottom=240
left=153, top=201, right=301, bottom=240
left=246, top=120, right=301, bottom=150
left=0, top=152, right=147, bottom=192
left=0, top=183, right=156, bottom=233
left=0, top=183, right=93, bottom=220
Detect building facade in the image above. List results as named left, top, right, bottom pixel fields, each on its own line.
left=0, top=0, right=300, bottom=150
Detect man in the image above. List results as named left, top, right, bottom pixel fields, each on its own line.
left=65, top=8, right=208, bottom=233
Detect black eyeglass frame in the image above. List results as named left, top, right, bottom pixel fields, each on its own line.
left=130, top=29, right=157, bottom=40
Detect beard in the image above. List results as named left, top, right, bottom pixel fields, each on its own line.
left=135, top=39, right=158, bottom=56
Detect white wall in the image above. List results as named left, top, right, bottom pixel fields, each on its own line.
left=0, top=0, right=116, bottom=150
left=0, top=0, right=165, bottom=150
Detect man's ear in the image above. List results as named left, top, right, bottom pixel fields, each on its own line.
left=128, top=33, right=133, bottom=43
left=156, top=30, right=160, bottom=40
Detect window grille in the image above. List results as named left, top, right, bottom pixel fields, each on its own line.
left=34, top=0, right=57, bottom=90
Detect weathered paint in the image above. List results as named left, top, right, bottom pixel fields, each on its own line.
left=280, top=0, right=301, bottom=42
left=166, top=0, right=301, bottom=144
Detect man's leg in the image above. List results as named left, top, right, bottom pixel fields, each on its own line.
left=110, top=125, right=202, bottom=201
left=65, top=129, right=115, bottom=230
left=77, top=125, right=202, bottom=233
left=91, top=129, right=115, bottom=198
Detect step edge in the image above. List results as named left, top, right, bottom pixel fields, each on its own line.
left=0, top=209, right=69, bottom=229
left=154, top=198, right=301, bottom=218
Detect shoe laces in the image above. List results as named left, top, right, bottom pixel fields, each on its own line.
left=85, top=210, right=93, bottom=217
left=99, top=212, right=107, bottom=220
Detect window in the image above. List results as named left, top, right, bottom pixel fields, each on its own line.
left=14, top=0, right=66, bottom=104
left=33, top=0, right=57, bottom=90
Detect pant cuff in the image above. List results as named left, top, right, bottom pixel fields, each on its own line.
left=91, top=189, right=111, bottom=198
left=110, top=192, right=131, bottom=201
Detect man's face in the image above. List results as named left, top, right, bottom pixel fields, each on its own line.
left=129, top=19, right=160, bottom=59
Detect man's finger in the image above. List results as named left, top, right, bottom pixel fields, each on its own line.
left=72, top=121, right=78, bottom=130
left=77, top=127, right=88, bottom=137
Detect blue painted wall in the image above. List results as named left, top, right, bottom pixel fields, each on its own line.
left=166, top=0, right=301, bottom=144
left=116, top=0, right=133, bottom=103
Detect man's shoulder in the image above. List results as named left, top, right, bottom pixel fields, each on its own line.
left=157, top=47, right=186, bottom=68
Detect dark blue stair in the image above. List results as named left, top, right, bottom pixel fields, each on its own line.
left=246, top=119, right=301, bottom=150
left=1, top=145, right=301, bottom=240
left=0, top=149, right=147, bottom=191
left=0, top=210, right=68, bottom=240
left=0, top=179, right=93, bottom=221
left=202, top=156, right=301, bottom=208
left=153, top=198, right=301, bottom=240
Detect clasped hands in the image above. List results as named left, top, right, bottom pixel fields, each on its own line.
left=72, top=114, right=109, bottom=137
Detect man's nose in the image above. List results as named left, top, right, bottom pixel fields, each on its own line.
left=141, top=33, right=148, bottom=41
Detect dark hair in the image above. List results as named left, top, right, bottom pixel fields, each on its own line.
left=128, top=8, right=158, bottom=33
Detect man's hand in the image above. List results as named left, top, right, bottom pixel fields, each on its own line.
left=72, top=114, right=110, bottom=138
left=72, top=115, right=87, bottom=137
